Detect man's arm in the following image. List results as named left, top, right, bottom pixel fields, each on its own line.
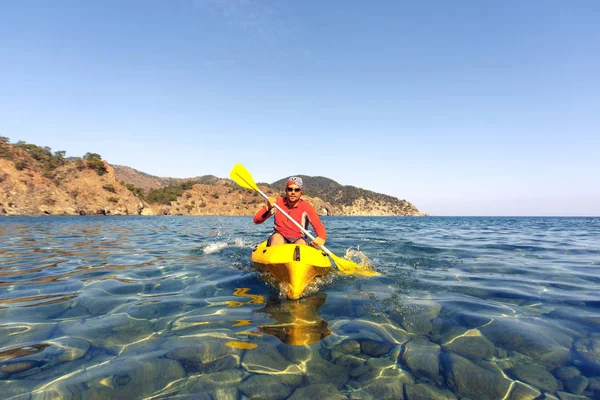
left=253, top=197, right=277, bottom=224
left=305, top=203, right=327, bottom=244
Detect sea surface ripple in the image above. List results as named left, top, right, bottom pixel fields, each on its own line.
left=1, top=216, right=599, bottom=399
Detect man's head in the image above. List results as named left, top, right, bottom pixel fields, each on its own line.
left=285, top=176, right=303, bottom=201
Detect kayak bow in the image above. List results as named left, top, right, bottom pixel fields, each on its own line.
left=251, top=241, right=331, bottom=300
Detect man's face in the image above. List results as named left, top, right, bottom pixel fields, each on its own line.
left=286, top=185, right=302, bottom=201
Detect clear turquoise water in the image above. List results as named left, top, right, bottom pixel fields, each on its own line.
left=1, top=216, right=600, bottom=399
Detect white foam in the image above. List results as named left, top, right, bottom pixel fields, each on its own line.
left=203, top=241, right=228, bottom=254
left=202, top=238, right=254, bottom=254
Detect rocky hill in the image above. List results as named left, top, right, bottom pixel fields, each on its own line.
left=111, top=165, right=220, bottom=190
left=0, top=138, right=425, bottom=217
left=268, top=175, right=421, bottom=216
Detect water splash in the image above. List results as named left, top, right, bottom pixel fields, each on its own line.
left=344, top=246, right=374, bottom=268
left=202, top=238, right=254, bottom=254
left=202, top=241, right=228, bottom=254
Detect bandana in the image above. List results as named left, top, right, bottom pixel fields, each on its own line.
left=286, top=176, right=304, bottom=189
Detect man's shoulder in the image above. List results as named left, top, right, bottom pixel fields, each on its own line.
left=299, top=199, right=315, bottom=210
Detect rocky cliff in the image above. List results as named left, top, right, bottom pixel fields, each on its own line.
left=0, top=139, right=425, bottom=217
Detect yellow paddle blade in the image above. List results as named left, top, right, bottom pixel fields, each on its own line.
left=330, top=254, right=381, bottom=277
left=230, top=163, right=259, bottom=191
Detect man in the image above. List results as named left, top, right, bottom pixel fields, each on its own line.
left=253, top=176, right=326, bottom=248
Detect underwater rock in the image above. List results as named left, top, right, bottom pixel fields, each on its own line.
left=305, top=360, right=349, bottom=389
left=0, top=343, right=51, bottom=362
left=64, top=296, right=121, bottom=318
left=509, top=363, right=561, bottom=392
left=404, top=383, right=457, bottom=400
left=333, top=354, right=367, bottom=371
left=547, top=307, right=600, bottom=331
left=166, top=337, right=242, bottom=371
left=277, top=342, right=314, bottom=364
left=0, top=379, right=37, bottom=399
left=573, top=335, right=600, bottom=373
left=366, top=357, right=395, bottom=370
left=356, top=365, right=414, bottom=386
left=242, top=346, right=304, bottom=386
left=401, top=338, right=441, bottom=381
left=52, top=337, right=91, bottom=362
left=0, top=337, right=91, bottom=381
left=349, top=389, right=374, bottom=400
left=0, top=360, right=38, bottom=374
left=481, top=318, right=572, bottom=369
left=396, top=314, right=434, bottom=335
left=288, top=383, right=346, bottom=400
left=389, top=300, right=442, bottom=335
left=330, top=319, right=410, bottom=345
left=542, top=394, right=560, bottom=400
left=555, top=391, right=590, bottom=400
left=587, top=376, right=600, bottom=391
left=32, top=355, right=185, bottom=399
left=0, top=323, right=57, bottom=351
left=349, top=364, right=372, bottom=378
left=508, top=381, right=542, bottom=400
left=239, top=374, right=291, bottom=400
left=442, top=353, right=511, bottom=400
left=359, top=339, right=393, bottom=357
left=332, top=339, right=361, bottom=359
left=58, top=313, right=154, bottom=355
left=555, top=366, right=581, bottom=381
left=202, top=355, right=240, bottom=374
left=441, top=330, right=495, bottom=360
left=180, top=369, right=243, bottom=396
left=358, top=376, right=405, bottom=400
left=430, top=321, right=471, bottom=347
left=564, top=375, right=588, bottom=395
left=125, top=298, right=192, bottom=321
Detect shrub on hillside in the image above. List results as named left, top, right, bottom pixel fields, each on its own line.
left=83, top=153, right=107, bottom=176
left=0, top=137, right=12, bottom=160
left=102, top=184, right=116, bottom=193
left=125, top=183, right=145, bottom=199
left=14, top=141, right=65, bottom=170
left=145, top=181, right=196, bottom=205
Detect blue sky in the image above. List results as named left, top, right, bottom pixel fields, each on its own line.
left=1, top=1, right=598, bottom=216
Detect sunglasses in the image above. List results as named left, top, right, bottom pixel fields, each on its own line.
left=286, top=187, right=302, bottom=193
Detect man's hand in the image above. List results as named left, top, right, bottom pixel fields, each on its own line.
left=267, top=197, right=276, bottom=210
left=311, top=237, right=325, bottom=248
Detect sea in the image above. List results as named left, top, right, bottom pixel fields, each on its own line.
left=1, top=216, right=599, bottom=399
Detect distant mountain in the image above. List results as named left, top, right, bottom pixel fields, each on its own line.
left=0, top=138, right=425, bottom=216
left=268, top=175, right=422, bottom=216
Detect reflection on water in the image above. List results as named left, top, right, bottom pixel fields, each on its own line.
left=223, top=288, right=331, bottom=348
left=1, top=216, right=600, bottom=399
left=258, top=293, right=331, bottom=346
left=225, top=287, right=265, bottom=350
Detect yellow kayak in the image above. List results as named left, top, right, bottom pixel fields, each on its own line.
left=251, top=241, right=332, bottom=300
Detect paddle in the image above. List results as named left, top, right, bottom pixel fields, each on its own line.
left=230, top=163, right=380, bottom=277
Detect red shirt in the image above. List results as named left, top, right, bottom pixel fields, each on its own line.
left=253, top=197, right=327, bottom=240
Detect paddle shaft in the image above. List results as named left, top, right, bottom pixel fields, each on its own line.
left=255, top=188, right=334, bottom=257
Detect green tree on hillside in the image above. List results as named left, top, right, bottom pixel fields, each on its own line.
left=83, top=152, right=108, bottom=175
left=145, top=181, right=196, bottom=205
left=0, top=136, right=10, bottom=159
left=11, top=141, right=66, bottom=171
